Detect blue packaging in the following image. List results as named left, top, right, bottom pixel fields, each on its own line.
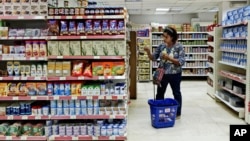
left=70, top=107, right=75, bottom=115
left=47, top=83, right=53, bottom=95
left=69, top=100, right=75, bottom=108
left=6, top=106, right=12, bottom=115
left=59, top=83, right=65, bottom=95
left=57, top=100, right=63, bottom=108
left=75, top=100, right=81, bottom=108
left=63, top=100, right=69, bottom=108
left=50, top=108, right=57, bottom=115
left=87, top=100, right=93, bottom=107
left=65, top=83, right=71, bottom=95
left=54, top=83, right=60, bottom=95
left=20, top=103, right=26, bottom=115
left=25, top=103, right=31, bottom=115
left=80, top=100, right=87, bottom=107
left=63, top=107, right=70, bottom=115
left=81, top=107, right=87, bottom=115
left=50, top=100, right=57, bottom=108
left=57, top=108, right=63, bottom=115
left=75, top=107, right=81, bottom=115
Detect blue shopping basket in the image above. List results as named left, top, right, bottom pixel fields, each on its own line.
left=148, top=85, right=179, bottom=128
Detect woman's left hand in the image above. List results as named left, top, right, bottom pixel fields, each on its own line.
left=162, top=53, right=170, bottom=61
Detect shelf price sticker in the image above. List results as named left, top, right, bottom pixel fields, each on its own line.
left=109, top=136, right=116, bottom=140
left=72, top=96, right=77, bottom=100
left=21, top=77, right=28, bottom=80
left=71, top=115, right=76, bottom=119
left=54, top=96, right=60, bottom=100
left=0, top=77, right=3, bottom=80
left=60, top=77, right=66, bottom=80
left=13, top=77, right=19, bottom=80
left=98, top=76, right=105, bottom=80
left=66, top=16, right=72, bottom=19
left=6, top=136, right=12, bottom=140
left=80, top=36, right=87, bottom=39
left=92, top=136, right=98, bottom=140
left=31, top=96, right=37, bottom=100
left=34, top=77, right=41, bottom=80
left=18, top=16, right=24, bottom=19
left=20, top=136, right=27, bottom=140
left=57, top=56, right=64, bottom=59
left=72, top=137, right=78, bottom=140
left=93, top=56, right=100, bottom=59
left=13, top=97, right=19, bottom=100
left=22, top=116, right=28, bottom=120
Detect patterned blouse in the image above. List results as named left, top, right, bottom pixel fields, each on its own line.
left=152, top=42, right=185, bottom=74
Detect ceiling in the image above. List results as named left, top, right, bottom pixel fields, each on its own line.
left=91, top=0, right=247, bottom=15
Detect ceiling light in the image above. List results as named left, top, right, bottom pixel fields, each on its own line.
left=156, top=8, right=170, bottom=11
left=155, top=11, right=168, bottom=14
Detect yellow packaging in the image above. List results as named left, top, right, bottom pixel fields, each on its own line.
left=103, top=62, right=112, bottom=76
left=47, top=61, right=56, bottom=76
left=0, top=83, right=7, bottom=96
left=62, top=61, right=71, bottom=77
left=112, top=61, right=125, bottom=76
left=69, top=41, right=81, bottom=56
left=81, top=41, right=93, bottom=56
left=55, top=61, right=63, bottom=77
left=47, top=41, right=58, bottom=56
left=17, top=82, right=27, bottom=96
left=7, top=83, right=18, bottom=96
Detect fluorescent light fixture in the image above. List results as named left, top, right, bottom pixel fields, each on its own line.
left=156, top=8, right=170, bottom=11
left=155, top=11, right=168, bottom=14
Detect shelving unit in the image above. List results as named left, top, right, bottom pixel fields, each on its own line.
left=214, top=21, right=250, bottom=123
left=0, top=6, right=129, bottom=141
left=151, top=32, right=209, bottom=78
left=206, top=27, right=222, bottom=98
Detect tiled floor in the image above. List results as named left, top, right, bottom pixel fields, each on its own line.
left=127, top=80, right=246, bottom=141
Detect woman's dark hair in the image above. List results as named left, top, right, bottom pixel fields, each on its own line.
left=163, top=26, right=178, bottom=43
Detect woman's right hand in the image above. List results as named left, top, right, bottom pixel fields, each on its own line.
left=144, top=47, right=150, bottom=54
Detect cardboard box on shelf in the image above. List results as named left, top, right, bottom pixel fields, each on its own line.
left=47, top=61, right=56, bottom=76
left=114, top=40, right=126, bottom=55
left=69, top=41, right=81, bottom=56
left=13, top=5, right=22, bottom=15
left=21, top=0, right=31, bottom=5
left=55, top=61, right=63, bottom=77
left=104, top=41, right=115, bottom=56
left=39, top=4, right=48, bottom=16
left=92, top=62, right=104, bottom=76
left=58, top=41, right=70, bottom=56
left=0, top=6, right=4, bottom=16
left=112, top=61, right=125, bottom=76
left=21, top=5, right=31, bottom=15
left=4, top=5, right=13, bottom=15
left=47, top=41, right=58, bottom=56
left=92, top=41, right=104, bottom=56
left=62, top=61, right=71, bottom=77
left=81, top=41, right=93, bottom=56
left=30, top=5, right=39, bottom=15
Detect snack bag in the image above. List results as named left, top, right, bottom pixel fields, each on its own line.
left=72, top=61, right=84, bottom=77
left=69, top=21, right=76, bottom=35
left=60, top=21, right=68, bottom=35
left=93, top=20, right=102, bottom=35
left=83, top=63, right=92, bottom=77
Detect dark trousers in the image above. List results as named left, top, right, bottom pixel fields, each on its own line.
left=156, top=73, right=182, bottom=116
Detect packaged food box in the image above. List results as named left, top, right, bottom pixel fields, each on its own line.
left=21, top=0, right=31, bottom=5
left=31, top=5, right=39, bottom=15
left=4, top=5, right=13, bottom=15
left=47, top=61, right=56, bottom=76
left=0, top=83, right=7, bottom=96
left=17, top=82, right=27, bottom=96
left=21, top=5, right=31, bottom=15
left=103, top=62, right=112, bottom=76
left=0, top=6, right=3, bottom=16
left=112, top=61, right=125, bottom=76
left=13, top=5, right=21, bottom=15
left=69, top=41, right=81, bottom=56
left=55, top=61, right=63, bottom=77
left=114, top=40, right=126, bottom=55
left=39, top=4, right=48, bottom=15
left=92, top=62, right=104, bottom=76
left=58, top=41, right=70, bottom=56
left=47, top=41, right=58, bottom=56
left=104, top=41, right=115, bottom=55
left=7, top=83, right=18, bottom=96
left=92, top=41, right=104, bottom=56
left=62, top=61, right=71, bottom=77
left=81, top=41, right=92, bottom=56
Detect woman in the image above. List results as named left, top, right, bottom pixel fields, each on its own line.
left=144, top=26, right=185, bottom=119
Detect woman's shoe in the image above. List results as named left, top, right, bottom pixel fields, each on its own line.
left=176, top=115, right=181, bottom=120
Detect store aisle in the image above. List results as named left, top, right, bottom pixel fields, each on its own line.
left=127, top=80, right=246, bottom=141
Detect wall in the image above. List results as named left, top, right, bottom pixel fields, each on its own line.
left=129, top=14, right=197, bottom=24
left=197, top=12, right=217, bottom=22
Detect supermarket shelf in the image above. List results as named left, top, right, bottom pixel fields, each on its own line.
left=0, top=136, right=46, bottom=140
left=207, top=72, right=214, bottom=81
left=0, top=36, right=47, bottom=40
left=180, top=31, right=208, bottom=34
left=185, top=52, right=207, bottom=55
left=220, top=86, right=245, bottom=99
left=47, top=15, right=125, bottom=20
left=207, top=31, right=215, bottom=36
left=207, top=41, right=215, bottom=47
left=49, top=135, right=127, bottom=141
left=0, top=56, right=47, bottom=61
left=0, top=16, right=46, bottom=20
left=182, top=66, right=208, bottom=68
left=185, top=59, right=207, bottom=61
left=47, top=35, right=125, bottom=40
left=48, top=56, right=125, bottom=60
left=47, top=75, right=126, bottom=81
left=50, top=115, right=126, bottom=120
left=182, top=74, right=207, bottom=77
left=182, top=45, right=209, bottom=47
left=219, top=71, right=246, bottom=84
left=215, top=92, right=244, bottom=118
left=0, top=76, right=46, bottom=81
left=207, top=84, right=215, bottom=98
left=207, top=62, right=214, bottom=69
left=207, top=52, right=214, bottom=58
left=152, top=39, right=163, bottom=41
left=220, top=49, right=247, bottom=54
left=221, top=37, right=247, bottom=40
left=0, top=95, right=127, bottom=101
left=179, top=38, right=208, bottom=40
left=219, top=61, right=246, bottom=69
left=0, top=115, right=49, bottom=120
left=222, top=22, right=248, bottom=28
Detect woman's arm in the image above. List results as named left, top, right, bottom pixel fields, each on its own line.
left=144, top=45, right=161, bottom=61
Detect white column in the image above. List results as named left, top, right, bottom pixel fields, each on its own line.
left=218, top=1, right=231, bottom=24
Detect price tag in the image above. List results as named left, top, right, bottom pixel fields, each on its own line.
left=92, top=136, right=98, bottom=140
left=13, top=77, right=19, bottom=80
left=13, top=97, right=19, bottom=100
left=34, top=77, right=41, bottom=80
left=66, top=16, right=72, bottom=19
left=87, top=16, right=93, bottom=19
left=109, top=115, right=115, bottom=119
left=57, top=56, right=63, bottom=59
left=0, top=77, right=3, bottom=80
left=60, top=77, right=66, bottom=80
left=7, top=116, right=12, bottom=120
left=72, top=96, right=77, bottom=100
left=20, top=136, right=27, bottom=140
left=72, top=137, right=78, bottom=140
left=30, top=57, right=35, bottom=60
left=16, top=37, right=22, bottom=39
left=80, top=36, right=87, bottom=39
left=71, top=115, right=76, bottom=119
left=50, top=36, right=57, bottom=39
left=31, top=96, right=37, bottom=100
left=22, top=115, right=28, bottom=120
left=76, top=16, right=82, bottom=19
left=54, top=96, right=60, bottom=100
left=98, top=76, right=105, bottom=80
left=18, top=16, right=24, bottom=19
left=35, top=116, right=41, bottom=120
left=78, top=76, right=84, bottom=80
left=24, top=37, right=29, bottom=39
left=87, top=96, right=93, bottom=100
left=21, top=77, right=27, bottom=80
left=109, top=136, right=116, bottom=140
left=6, top=136, right=12, bottom=140
left=93, top=56, right=100, bottom=59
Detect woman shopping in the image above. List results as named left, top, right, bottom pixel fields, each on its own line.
left=144, top=26, right=185, bottom=119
